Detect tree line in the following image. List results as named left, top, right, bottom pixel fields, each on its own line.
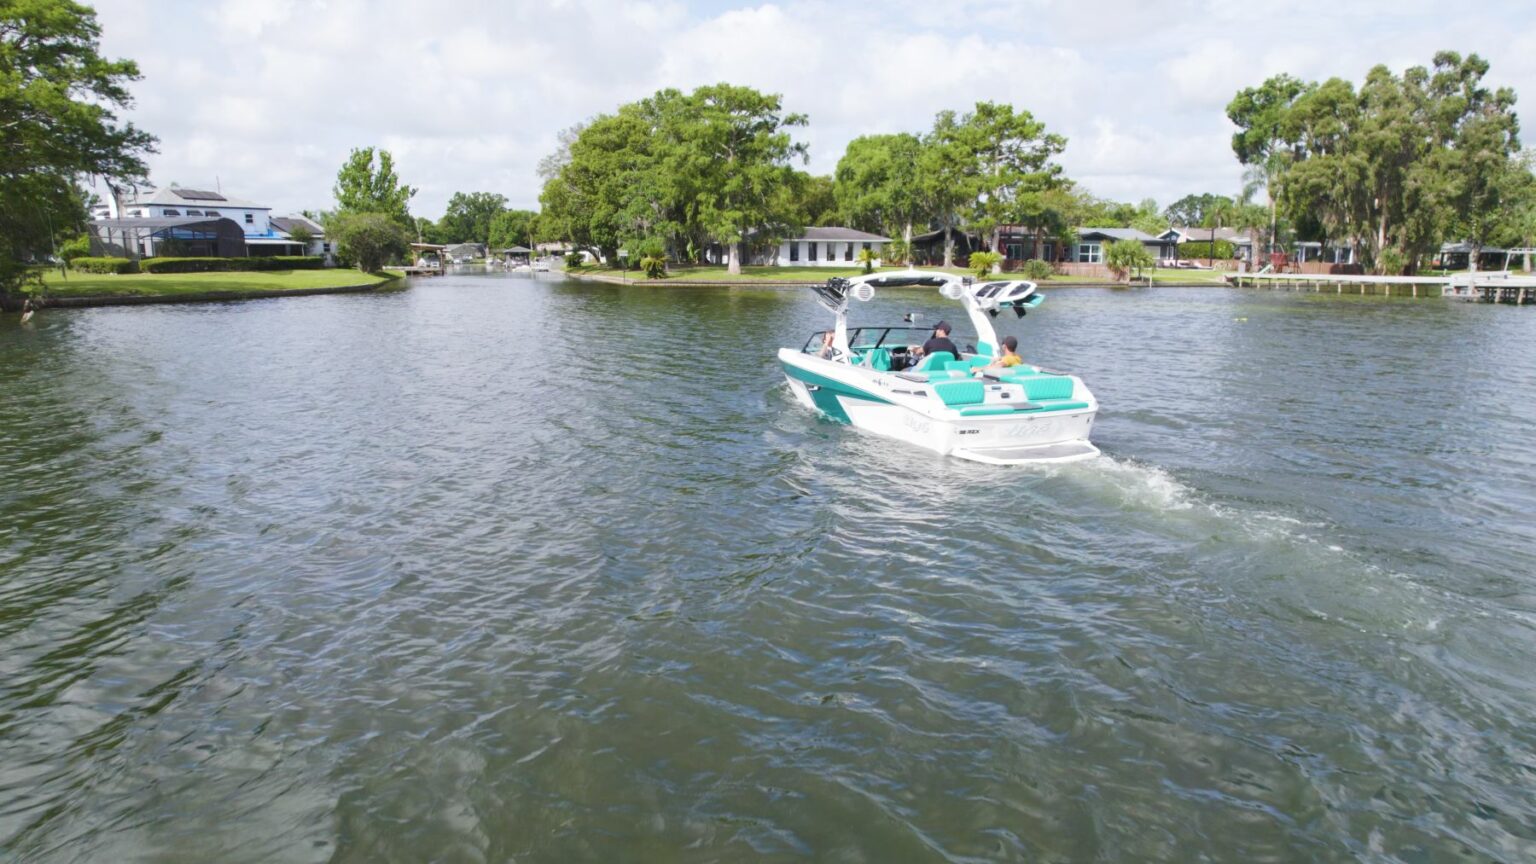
left=6, top=0, right=1532, bottom=300
left=1, top=0, right=155, bottom=306
left=1229, top=51, right=1533, bottom=274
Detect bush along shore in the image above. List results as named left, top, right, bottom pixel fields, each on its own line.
left=562, top=263, right=1232, bottom=287
left=27, top=264, right=399, bottom=309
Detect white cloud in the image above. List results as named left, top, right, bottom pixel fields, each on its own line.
left=88, top=0, right=1536, bottom=219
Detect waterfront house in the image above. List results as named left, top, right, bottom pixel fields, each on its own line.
left=1293, top=240, right=1356, bottom=265
left=90, top=185, right=332, bottom=260
left=1073, top=228, right=1175, bottom=264
left=1162, top=226, right=1258, bottom=265
left=777, top=227, right=890, bottom=267
left=269, top=215, right=333, bottom=260
left=1437, top=241, right=1513, bottom=271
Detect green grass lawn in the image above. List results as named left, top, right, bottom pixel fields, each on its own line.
left=40, top=268, right=394, bottom=298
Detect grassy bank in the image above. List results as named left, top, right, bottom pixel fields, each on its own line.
left=567, top=263, right=1231, bottom=286
left=39, top=268, right=396, bottom=299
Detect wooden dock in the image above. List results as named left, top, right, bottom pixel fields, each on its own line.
left=1225, top=271, right=1536, bottom=304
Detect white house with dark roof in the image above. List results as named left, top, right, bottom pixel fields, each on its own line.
left=1075, top=228, right=1176, bottom=264
left=99, top=185, right=338, bottom=260
left=117, top=186, right=273, bottom=237
left=778, top=227, right=890, bottom=267
left=269, top=215, right=333, bottom=260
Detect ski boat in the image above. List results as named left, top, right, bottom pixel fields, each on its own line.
left=778, top=269, right=1099, bottom=465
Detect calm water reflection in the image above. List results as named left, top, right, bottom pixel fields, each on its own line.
left=2, top=272, right=1534, bottom=861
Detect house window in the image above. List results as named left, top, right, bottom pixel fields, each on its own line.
left=808, top=241, right=817, bottom=262
left=862, top=242, right=872, bottom=252
left=789, top=241, right=799, bottom=262
left=322, top=242, right=331, bottom=253
left=244, top=213, right=254, bottom=224
left=1005, top=241, right=1025, bottom=259
left=844, top=242, right=853, bottom=261
left=1077, top=242, right=1102, bottom=264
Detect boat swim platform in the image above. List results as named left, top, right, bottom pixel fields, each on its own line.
left=1225, top=271, right=1536, bottom=304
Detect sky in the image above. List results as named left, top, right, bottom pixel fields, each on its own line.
left=90, top=0, right=1536, bottom=220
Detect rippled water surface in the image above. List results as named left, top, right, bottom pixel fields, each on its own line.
left=3, top=273, right=1535, bottom=862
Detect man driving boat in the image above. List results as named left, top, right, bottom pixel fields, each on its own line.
left=912, top=320, right=960, bottom=363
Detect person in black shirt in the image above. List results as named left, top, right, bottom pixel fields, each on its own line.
left=917, top=320, right=961, bottom=364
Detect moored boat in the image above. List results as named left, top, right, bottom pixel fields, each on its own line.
left=778, top=270, right=1099, bottom=464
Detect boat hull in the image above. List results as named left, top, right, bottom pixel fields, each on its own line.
left=779, top=351, right=1098, bottom=465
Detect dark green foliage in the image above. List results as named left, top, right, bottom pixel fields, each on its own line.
left=1105, top=239, right=1155, bottom=280
left=640, top=255, right=667, bottom=279
left=538, top=84, right=807, bottom=274
left=1020, top=259, right=1054, bottom=280
left=1, top=0, right=156, bottom=304
left=139, top=257, right=324, bottom=274
left=1228, top=52, right=1523, bottom=273
left=329, top=212, right=410, bottom=273
left=1180, top=240, right=1236, bottom=259
left=969, top=251, right=1002, bottom=278
left=834, top=133, right=925, bottom=237
left=71, top=257, right=138, bottom=274
left=488, top=209, right=539, bottom=251
left=287, top=225, right=315, bottom=250
left=59, top=236, right=92, bottom=262
left=440, top=192, right=509, bottom=246
left=1164, top=194, right=1232, bottom=226
left=333, top=148, right=416, bottom=228
left=564, top=251, right=585, bottom=268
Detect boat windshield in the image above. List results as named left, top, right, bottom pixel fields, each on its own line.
left=800, top=325, right=979, bottom=355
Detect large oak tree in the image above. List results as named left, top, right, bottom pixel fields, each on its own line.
left=1, top=0, right=156, bottom=305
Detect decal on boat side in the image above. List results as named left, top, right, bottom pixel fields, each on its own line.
left=902, top=413, right=931, bottom=436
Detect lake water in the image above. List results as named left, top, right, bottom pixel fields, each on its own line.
left=2, top=272, right=1535, bottom=862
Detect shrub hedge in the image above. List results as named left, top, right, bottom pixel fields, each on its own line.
left=71, top=257, right=139, bottom=274
left=140, top=256, right=325, bottom=274
left=69, top=256, right=326, bottom=275
left=1019, top=259, right=1054, bottom=280
left=1179, top=240, right=1236, bottom=259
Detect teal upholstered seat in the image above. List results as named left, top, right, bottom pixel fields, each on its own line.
left=862, top=347, right=893, bottom=371
left=1022, top=376, right=1074, bottom=401
left=925, top=369, right=969, bottom=380
left=914, top=351, right=956, bottom=372
left=1023, top=400, right=1090, bottom=413
left=944, top=359, right=974, bottom=372
left=975, top=341, right=995, bottom=358
left=932, top=379, right=985, bottom=407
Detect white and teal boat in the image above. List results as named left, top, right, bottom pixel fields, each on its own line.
left=778, top=270, right=1099, bottom=464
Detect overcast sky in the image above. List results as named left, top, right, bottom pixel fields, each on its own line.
left=90, top=0, right=1536, bottom=219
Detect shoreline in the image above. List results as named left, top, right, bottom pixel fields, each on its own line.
left=560, top=270, right=1225, bottom=289
left=21, top=271, right=401, bottom=311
